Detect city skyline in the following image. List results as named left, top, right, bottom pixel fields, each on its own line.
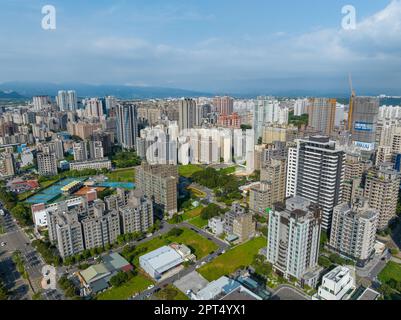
left=1, top=0, right=401, bottom=95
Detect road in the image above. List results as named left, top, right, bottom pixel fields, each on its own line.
left=189, top=183, right=227, bottom=209
left=0, top=202, right=64, bottom=300
left=133, top=222, right=230, bottom=300
left=356, top=250, right=391, bottom=281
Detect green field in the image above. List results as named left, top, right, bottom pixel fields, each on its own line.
left=198, top=236, right=267, bottom=281
left=178, top=164, right=203, bottom=178
left=182, top=207, right=203, bottom=221
left=218, top=166, right=237, bottom=175
left=132, top=228, right=218, bottom=266
left=97, top=274, right=153, bottom=300
left=105, top=168, right=136, bottom=182
left=379, top=261, right=401, bottom=284
left=188, top=216, right=209, bottom=229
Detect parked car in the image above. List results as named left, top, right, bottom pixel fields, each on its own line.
left=1, top=242, right=6, bottom=247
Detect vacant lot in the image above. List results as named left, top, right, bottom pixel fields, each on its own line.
left=105, top=168, right=136, bottom=182
left=198, top=236, right=266, bottom=281
left=188, top=216, right=209, bottom=229
left=379, top=261, right=401, bottom=284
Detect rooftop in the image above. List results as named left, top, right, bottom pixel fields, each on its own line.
left=139, top=246, right=184, bottom=274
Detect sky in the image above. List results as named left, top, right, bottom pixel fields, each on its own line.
left=0, top=0, right=400, bottom=95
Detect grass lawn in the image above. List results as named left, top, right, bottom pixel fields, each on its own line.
left=154, top=284, right=189, bottom=300
left=188, top=216, right=209, bottom=229
left=379, top=261, right=401, bottom=284
left=97, top=274, right=153, bottom=300
left=105, top=168, right=136, bottom=182
left=133, top=228, right=218, bottom=266
left=178, top=164, right=203, bottom=178
left=182, top=207, right=203, bottom=220
left=198, top=236, right=267, bottom=281
left=218, top=166, right=237, bottom=175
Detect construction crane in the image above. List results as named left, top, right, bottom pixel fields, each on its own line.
left=347, top=73, right=356, bottom=131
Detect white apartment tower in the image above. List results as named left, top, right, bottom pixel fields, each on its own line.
left=288, top=136, right=345, bottom=231
left=330, top=200, right=378, bottom=265
left=267, top=196, right=322, bottom=282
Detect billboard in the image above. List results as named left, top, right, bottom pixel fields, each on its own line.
left=354, top=122, right=374, bottom=132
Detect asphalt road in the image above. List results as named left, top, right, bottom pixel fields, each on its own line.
left=356, top=250, right=391, bottom=281
left=0, top=202, right=64, bottom=299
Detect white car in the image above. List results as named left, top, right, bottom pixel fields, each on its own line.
left=0, top=209, right=4, bottom=216
left=1, top=242, right=6, bottom=247
left=147, top=285, right=155, bottom=290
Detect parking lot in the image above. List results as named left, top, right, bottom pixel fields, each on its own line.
left=174, top=271, right=209, bottom=295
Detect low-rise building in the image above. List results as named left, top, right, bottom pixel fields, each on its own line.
left=208, top=216, right=225, bottom=236
left=139, top=245, right=191, bottom=281
left=313, top=266, right=356, bottom=300
left=77, top=253, right=133, bottom=295
left=69, top=158, right=112, bottom=171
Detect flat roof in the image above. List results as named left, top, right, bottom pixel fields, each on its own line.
left=140, top=246, right=184, bottom=274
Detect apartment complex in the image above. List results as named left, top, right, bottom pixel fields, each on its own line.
left=47, top=191, right=153, bottom=258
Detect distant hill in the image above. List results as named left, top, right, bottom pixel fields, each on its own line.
left=0, top=82, right=213, bottom=99
left=0, top=90, right=25, bottom=99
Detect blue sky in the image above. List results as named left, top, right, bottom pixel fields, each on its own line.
left=0, top=0, right=400, bottom=94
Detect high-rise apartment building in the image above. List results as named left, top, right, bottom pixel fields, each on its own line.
left=135, top=162, right=178, bottom=216
left=33, top=96, right=51, bottom=111
left=0, top=152, right=16, bottom=177
left=288, top=136, right=345, bottom=230
left=47, top=210, right=85, bottom=258
left=213, top=96, right=234, bottom=115
left=115, top=103, right=138, bottom=149
left=260, top=156, right=287, bottom=204
left=364, top=165, right=401, bottom=229
left=57, top=90, right=78, bottom=111
left=253, top=97, right=288, bottom=140
left=119, top=194, right=154, bottom=234
left=81, top=200, right=121, bottom=250
left=37, top=151, right=58, bottom=176
left=73, top=141, right=88, bottom=161
left=89, top=140, right=104, bottom=159
left=178, top=98, right=197, bottom=130
left=249, top=181, right=273, bottom=215
left=267, top=197, right=322, bottom=286
left=329, top=199, right=378, bottom=266
left=307, top=98, right=336, bottom=136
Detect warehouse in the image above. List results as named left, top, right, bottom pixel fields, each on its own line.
left=139, top=246, right=185, bottom=281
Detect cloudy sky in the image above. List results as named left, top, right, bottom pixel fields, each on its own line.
left=1, top=0, right=400, bottom=95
